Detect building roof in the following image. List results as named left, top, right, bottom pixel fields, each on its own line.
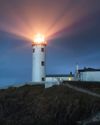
left=46, top=74, right=74, bottom=77
left=78, top=68, right=100, bottom=72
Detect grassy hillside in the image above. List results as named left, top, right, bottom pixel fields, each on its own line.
left=63, top=81, right=100, bottom=94
left=0, top=84, right=100, bottom=125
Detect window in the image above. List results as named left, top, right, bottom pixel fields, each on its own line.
left=41, top=48, right=44, bottom=52
left=33, top=49, right=35, bottom=53
left=42, top=77, right=45, bottom=81
left=41, top=61, right=45, bottom=66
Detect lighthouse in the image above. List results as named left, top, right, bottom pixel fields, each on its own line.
left=32, top=33, right=47, bottom=83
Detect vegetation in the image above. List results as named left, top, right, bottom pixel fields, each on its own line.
left=64, top=81, right=100, bottom=94
left=0, top=84, right=100, bottom=125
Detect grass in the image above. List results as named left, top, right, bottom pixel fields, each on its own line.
left=0, top=83, right=99, bottom=125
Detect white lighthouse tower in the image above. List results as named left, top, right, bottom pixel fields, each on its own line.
left=32, top=33, right=47, bottom=83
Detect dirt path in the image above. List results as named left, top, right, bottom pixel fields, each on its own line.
left=64, top=83, right=100, bottom=98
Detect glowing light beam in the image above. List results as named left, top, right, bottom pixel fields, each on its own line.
left=0, top=0, right=99, bottom=42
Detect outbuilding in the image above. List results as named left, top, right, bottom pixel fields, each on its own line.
left=78, top=68, right=100, bottom=82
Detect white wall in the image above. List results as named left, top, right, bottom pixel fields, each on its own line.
left=46, top=76, right=74, bottom=83
left=80, top=71, right=100, bottom=81
left=32, top=45, right=46, bottom=83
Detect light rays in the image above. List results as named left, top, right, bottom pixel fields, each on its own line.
left=0, top=0, right=100, bottom=42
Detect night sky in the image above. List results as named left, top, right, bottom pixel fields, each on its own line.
left=0, top=0, right=100, bottom=87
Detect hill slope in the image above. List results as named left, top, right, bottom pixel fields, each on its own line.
left=0, top=84, right=100, bottom=125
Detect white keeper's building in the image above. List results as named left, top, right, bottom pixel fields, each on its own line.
left=77, top=68, right=100, bottom=82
